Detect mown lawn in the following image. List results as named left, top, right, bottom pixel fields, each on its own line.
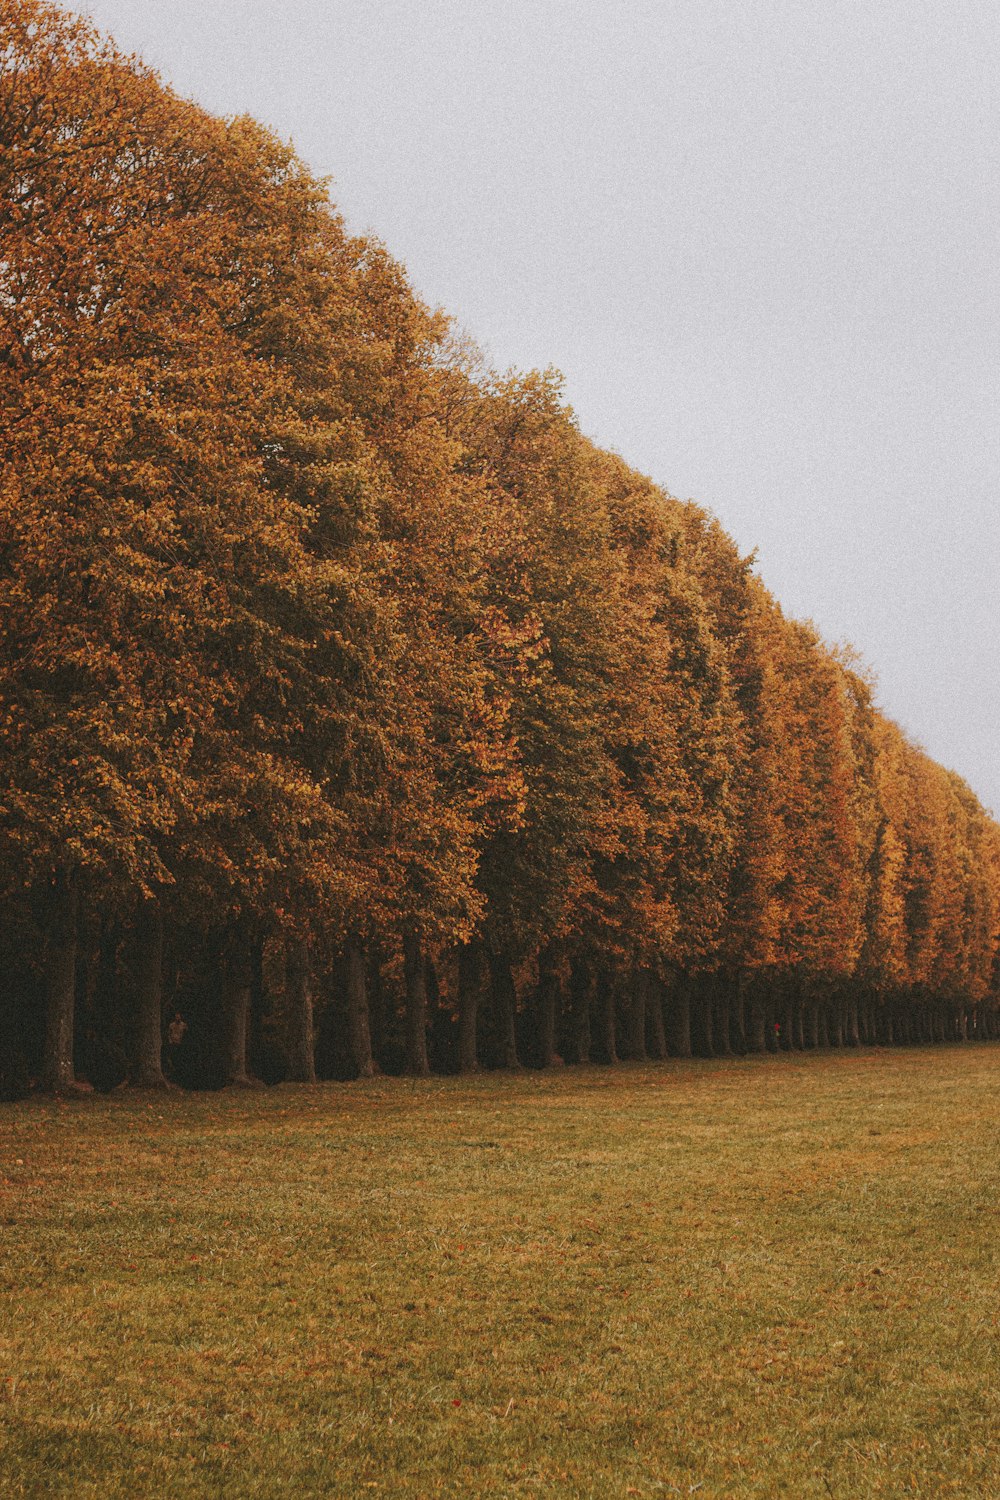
left=1, top=1047, right=998, bottom=1498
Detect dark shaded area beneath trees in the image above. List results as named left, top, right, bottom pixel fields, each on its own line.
left=2, top=902, right=996, bottom=1100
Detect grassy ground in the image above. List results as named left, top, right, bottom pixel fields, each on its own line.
left=1, top=1048, right=999, bottom=1498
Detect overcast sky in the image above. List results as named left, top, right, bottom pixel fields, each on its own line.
left=81, top=0, right=999, bottom=813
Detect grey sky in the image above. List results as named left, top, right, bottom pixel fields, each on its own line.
left=82, top=0, right=1000, bottom=814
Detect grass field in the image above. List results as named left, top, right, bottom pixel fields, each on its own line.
left=1, top=1048, right=999, bottom=1498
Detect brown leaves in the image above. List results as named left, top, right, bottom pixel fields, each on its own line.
left=1, top=0, right=997, bottom=1019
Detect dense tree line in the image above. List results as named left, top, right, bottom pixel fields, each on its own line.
left=2, top=1, right=998, bottom=1098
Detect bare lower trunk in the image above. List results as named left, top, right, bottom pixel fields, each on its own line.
left=43, top=869, right=78, bottom=1093
left=728, top=971, right=747, bottom=1054
left=402, top=931, right=430, bottom=1077
left=284, top=934, right=316, bottom=1083
left=647, top=977, right=668, bottom=1060
left=344, top=939, right=374, bottom=1078
left=457, top=942, right=483, bottom=1074
left=747, top=983, right=767, bottom=1053
left=667, top=972, right=694, bottom=1057
left=489, top=951, right=521, bottom=1069
left=222, top=934, right=256, bottom=1087
left=366, top=948, right=387, bottom=1065
left=803, top=998, right=819, bottom=1049
left=569, top=958, right=592, bottom=1064
left=817, top=1003, right=830, bottom=1047
left=689, top=975, right=713, bottom=1058
left=535, top=948, right=561, bottom=1068
left=779, top=982, right=796, bottom=1052
left=845, top=995, right=860, bottom=1046
left=712, top=976, right=733, bottom=1057
left=791, top=986, right=805, bottom=1050
left=597, top=972, right=618, bottom=1065
left=828, top=997, right=844, bottom=1048
left=626, top=972, right=648, bottom=1061
left=130, top=899, right=167, bottom=1088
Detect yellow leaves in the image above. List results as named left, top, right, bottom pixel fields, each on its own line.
left=1, top=0, right=997, bottom=1026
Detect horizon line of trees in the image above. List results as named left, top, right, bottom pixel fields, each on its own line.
left=1, top=0, right=998, bottom=1099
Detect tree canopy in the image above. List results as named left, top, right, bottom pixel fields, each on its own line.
left=2, top=0, right=997, bottom=1097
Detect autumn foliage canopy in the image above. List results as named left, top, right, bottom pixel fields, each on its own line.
left=2, top=1, right=998, bottom=1095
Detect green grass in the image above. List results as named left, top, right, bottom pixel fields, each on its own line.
left=2, top=1048, right=999, bottom=1498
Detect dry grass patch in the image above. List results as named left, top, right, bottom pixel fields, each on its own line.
left=2, top=1047, right=999, bottom=1497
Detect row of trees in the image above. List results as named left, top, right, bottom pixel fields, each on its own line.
left=1, top=0, right=998, bottom=1097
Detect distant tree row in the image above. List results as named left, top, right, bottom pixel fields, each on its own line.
left=1, top=1, right=998, bottom=1097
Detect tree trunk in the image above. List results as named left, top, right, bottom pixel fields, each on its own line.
left=248, top=934, right=267, bottom=1079
left=366, top=947, right=387, bottom=1066
left=828, top=996, right=844, bottom=1048
left=626, top=971, right=648, bottom=1061
left=728, top=971, right=747, bottom=1054
left=596, top=972, right=618, bottom=1065
left=344, top=938, right=374, bottom=1078
left=130, top=899, right=168, bottom=1088
left=779, top=982, right=796, bottom=1052
left=488, top=950, right=521, bottom=1069
left=791, top=988, right=805, bottom=1050
left=457, top=942, right=483, bottom=1073
left=647, top=977, right=668, bottom=1060
left=692, top=974, right=715, bottom=1058
left=402, top=931, right=430, bottom=1077
left=803, top=998, right=819, bottom=1049
left=43, top=869, right=79, bottom=1093
left=845, top=996, right=860, bottom=1046
left=284, top=934, right=316, bottom=1083
left=666, top=972, right=693, bottom=1058
left=764, top=989, right=779, bottom=1052
left=746, top=982, right=767, bottom=1053
left=221, top=933, right=256, bottom=1087
left=712, top=975, right=733, bottom=1057
left=569, top=958, right=592, bottom=1064
left=535, top=949, right=561, bottom=1069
